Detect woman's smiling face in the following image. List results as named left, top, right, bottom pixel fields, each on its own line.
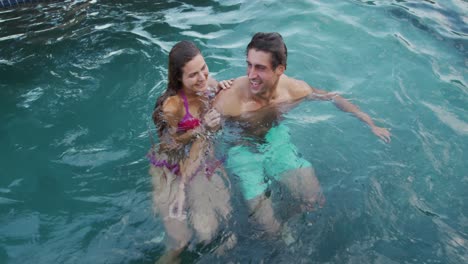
left=181, top=54, right=209, bottom=94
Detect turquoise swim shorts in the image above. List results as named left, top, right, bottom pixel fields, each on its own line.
left=226, top=124, right=312, bottom=200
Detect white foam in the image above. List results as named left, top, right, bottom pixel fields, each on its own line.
left=181, top=29, right=233, bottom=40
left=94, top=23, right=114, bottom=30
left=0, top=33, right=25, bottom=42
left=18, top=87, right=44, bottom=109
left=423, top=102, right=468, bottom=135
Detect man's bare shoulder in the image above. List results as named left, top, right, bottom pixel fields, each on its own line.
left=214, top=76, right=248, bottom=115
left=225, top=76, right=249, bottom=94
left=280, top=75, right=313, bottom=101
left=214, top=76, right=248, bottom=105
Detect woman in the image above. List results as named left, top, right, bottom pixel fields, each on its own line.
left=149, top=41, right=234, bottom=260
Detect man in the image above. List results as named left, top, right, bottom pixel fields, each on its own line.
left=213, top=32, right=391, bottom=233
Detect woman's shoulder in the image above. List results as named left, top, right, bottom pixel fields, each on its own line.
left=162, top=95, right=183, bottom=116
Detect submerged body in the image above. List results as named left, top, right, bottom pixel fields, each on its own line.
left=214, top=32, right=390, bottom=233
left=150, top=41, right=234, bottom=262
left=216, top=88, right=325, bottom=233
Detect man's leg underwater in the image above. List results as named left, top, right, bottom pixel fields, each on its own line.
left=246, top=194, right=281, bottom=234
left=264, top=124, right=325, bottom=212
left=227, top=145, right=281, bottom=235
left=278, top=166, right=325, bottom=211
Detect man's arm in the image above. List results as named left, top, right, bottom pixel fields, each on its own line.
left=330, top=95, right=391, bottom=143
left=289, top=78, right=391, bottom=143
left=288, top=78, right=338, bottom=101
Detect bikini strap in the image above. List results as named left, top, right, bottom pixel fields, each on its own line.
left=180, top=90, right=192, bottom=117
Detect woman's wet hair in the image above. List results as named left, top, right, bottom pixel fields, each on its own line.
left=246, top=32, right=287, bottom=70
left=153, top=41, right=201, bottom=136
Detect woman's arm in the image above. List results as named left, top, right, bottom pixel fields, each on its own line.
left=179, top=136, right=209, bottom=179
left=208, top=76, right=234, bottom=94
left=168, top=133, right=213, bottom=220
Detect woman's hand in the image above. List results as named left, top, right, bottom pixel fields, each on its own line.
left=203, top=108, right=221, bottom=131
left=217, top=79, right=234, bottom=92
left=168, top=181, right=187, bottom=221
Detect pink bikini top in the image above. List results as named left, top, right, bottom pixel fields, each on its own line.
left=177, top=90, right=201, bottom=132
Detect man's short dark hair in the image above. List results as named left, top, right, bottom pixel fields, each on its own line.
left=246, top=32, right=287, bottom=70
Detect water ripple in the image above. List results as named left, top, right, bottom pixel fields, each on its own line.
left=130, top=26, right=175, bottom=53
left=17, top=87, right=44, bottom=108
left=57, top=147, right=130, bottom=168
left=422, top=102, right=468, bottom=136
left=181, top=29, right=233, bottom=39
left=163, top=3, right=257, bottom=30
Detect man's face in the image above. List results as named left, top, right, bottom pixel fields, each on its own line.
left=246, top=49, right=284, bottom=95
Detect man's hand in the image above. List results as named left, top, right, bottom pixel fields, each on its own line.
left=371, top=126, right=391, bottom=143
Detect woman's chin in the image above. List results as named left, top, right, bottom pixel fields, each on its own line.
left=194, top=86, right=208, bottom=93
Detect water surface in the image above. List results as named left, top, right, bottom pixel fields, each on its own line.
left=0, top=0, right=467, bottom=263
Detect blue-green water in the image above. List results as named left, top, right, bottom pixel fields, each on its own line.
left=0, top=0, right=467, bottom=263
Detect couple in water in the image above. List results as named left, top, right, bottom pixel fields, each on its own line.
left=149, top=32, right=391, bottom=261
